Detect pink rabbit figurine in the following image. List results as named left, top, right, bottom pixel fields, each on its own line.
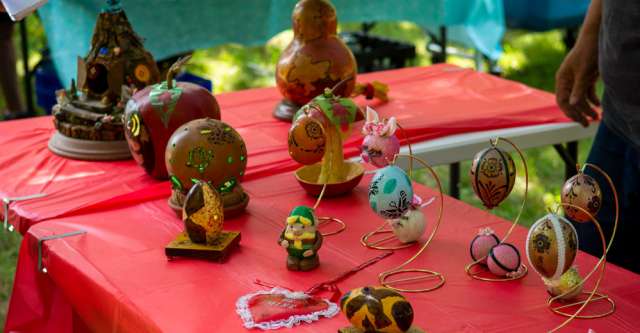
left=361, top=106, right=400, bottom=167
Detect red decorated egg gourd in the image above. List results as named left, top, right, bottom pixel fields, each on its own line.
left=124, top=57, right=220, bottom=179
left=561, top=172, right=602, bottom=223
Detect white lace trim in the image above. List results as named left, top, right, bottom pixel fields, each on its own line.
left=235, top=287, right=340, bottom=330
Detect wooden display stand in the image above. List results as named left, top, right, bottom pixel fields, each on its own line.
left=165, top=231, right=240, bottom=262
left=48, top=132, right=131, bottom=160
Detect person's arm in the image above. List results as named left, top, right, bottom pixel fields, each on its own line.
left=555, top=0, right=602, bottom=127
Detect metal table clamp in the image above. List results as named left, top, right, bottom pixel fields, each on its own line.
left=3, top=193, right=47, bottom=232
left=37, top=230, right=86, bottom=273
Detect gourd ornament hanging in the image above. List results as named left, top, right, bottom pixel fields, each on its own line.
left=289, top=86, right=364, bottom=196
left=465, top=137, right=528, bottom=281
left=359, top=106, right=428, bottom=248
left=365, top=156, right=445, bottom=293
left=165, top=118, right=249, bottom=218
left=529, top=163, right=619, bottom=332
left=274, top=0, right=356, bottom=121
left=525, top=213, right=578, bottom=280
left=561, top=171, right=602, bottom=223
left=124, top=56, right=221, bottom=179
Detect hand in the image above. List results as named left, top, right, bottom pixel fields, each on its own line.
left=303, top=250, right=314, bottom=257
left=555, top=34, right=601, bottom=127
left=280, top=240, right=289, bottom=248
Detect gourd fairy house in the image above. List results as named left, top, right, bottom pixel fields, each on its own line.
left=49, top=0, right=160, bottom=160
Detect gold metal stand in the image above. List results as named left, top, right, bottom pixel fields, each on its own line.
left=548, top=203, right=615, bottom=332
left=376, top=154, right=446, bottom=293
left=546, top=163, right=619, bottom=331
left=361, top=122, right=416, bottom=250
left=312, top=183, right=346, bottom=238
left=465, top=137, right=528, bottom=281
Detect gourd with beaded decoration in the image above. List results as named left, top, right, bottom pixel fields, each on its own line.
left=526, top=213, right=578, bottom=280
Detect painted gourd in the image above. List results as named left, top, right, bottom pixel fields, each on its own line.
left=182, top=181, right=224, bottom=244
left=124, top=67, right=220, bottom=179
left=369, top=166, right=414, bottom=220
left=275, top=0, right=356, bottom=106
left=487, top=243, right=521, bottom=277
left=526, top=213, right=578, bottom=280
left=288, top=114, right=326, bottom=165
left=361, top=106, right=400, bottom=168
left=561, top=172, right=602, bottom=223
left=389, top=208, right=425, bottom=243
left=165, top=118, right=247, bottom=195
left=340, top=286, right=414, bottom=333
left=470, top=228, right=500, bottom=265
left=469, top=146, right=516, bottom=209
left=545, top=267, right=584, bottom=301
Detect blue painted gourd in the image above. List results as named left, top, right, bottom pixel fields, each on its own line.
left=369, top=166, right=413, bottom=220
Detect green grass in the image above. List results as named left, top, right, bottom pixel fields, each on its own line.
left=0, top=18, right=589, bottom=327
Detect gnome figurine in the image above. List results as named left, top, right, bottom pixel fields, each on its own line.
left=279, top=206, right=323, bottom=271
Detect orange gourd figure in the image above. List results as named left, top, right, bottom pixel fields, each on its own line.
left=274, top=0, right=357, bottom=121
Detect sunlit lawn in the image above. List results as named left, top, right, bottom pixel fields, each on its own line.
left=0, top=19, right=588, bottom=326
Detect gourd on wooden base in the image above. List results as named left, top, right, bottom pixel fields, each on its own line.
left=274, top=0, right=356, bottom=121
left=165, top=181, right=240, bottom=262
left=165, top=118, right=249, bottom=218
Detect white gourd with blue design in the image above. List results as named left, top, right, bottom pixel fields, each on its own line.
left=368, top=166, right=414, bottom=220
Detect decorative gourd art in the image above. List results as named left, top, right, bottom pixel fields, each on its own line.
left=290, top=87, right=364, bottom=196
left=274, top=0, right=356, bottom=121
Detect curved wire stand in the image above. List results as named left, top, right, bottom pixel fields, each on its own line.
left=312, top=183, right=346, bottom=238
left=375, top=154, right=445, bottom=293
left=465, top=137, right=528, bottom=281
left=545, top=163, right=619, bottom=331
left=361, top=122, right=417, bottom=250
left=547, top=203, right=615, bottom=333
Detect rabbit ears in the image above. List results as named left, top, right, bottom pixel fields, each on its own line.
left=362, top=106, right=397, bottom=137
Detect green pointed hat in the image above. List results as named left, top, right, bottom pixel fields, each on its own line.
left=287, top=205, right=316, bottom=226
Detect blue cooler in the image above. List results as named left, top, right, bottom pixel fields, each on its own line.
left=504, top=0, right=590, bottom=31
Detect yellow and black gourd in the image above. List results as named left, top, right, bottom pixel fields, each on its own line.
left=340, top=286, right=414, bottom=333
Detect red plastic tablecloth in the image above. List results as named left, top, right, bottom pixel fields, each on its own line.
left=0, top=64, right=570, bottom=234
left=6, top=171, right=640, bottom=333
